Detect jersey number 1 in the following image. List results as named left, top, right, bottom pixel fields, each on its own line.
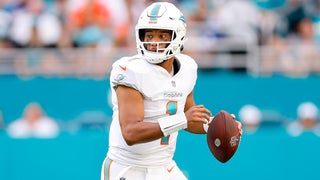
left=160, top=101, right=177, bottom=145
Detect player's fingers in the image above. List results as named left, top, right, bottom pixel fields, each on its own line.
left=237, top=121, right=243, bottom=135
left=195, top=112, right=209, bottom=123
left=186, top=107, right=209, bottom=123
left=201, top=111, right=211, bottom=121
left=192, top=116, right=207, bottom=124
left=205, top=109, right=212, bottom=117
left=198, top=106, right=211, bottom=117
left=208, top=116, right=214, bottom=125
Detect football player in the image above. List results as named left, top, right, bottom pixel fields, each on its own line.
left=101, top=2, right=242, bottom=180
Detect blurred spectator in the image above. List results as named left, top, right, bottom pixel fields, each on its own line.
left=260, top=0, right=320, bottom=76
left=251, top=0, right=285, bottom=45
left=0, top=4, right=12, bottom=48
left=176, top=0, right=208, bottom=23
left=184, top=0, right=263, bottom=72
left=7, top=102, right=59, bottom=138
left=66, top=0, right=130, bottom=48
left=261, top=17, right=320, bottom=76
left=7, top=0, right=62, bottom=48
left=286, top=102, right=320, bottom=137
left=210, top=0, right=261, bottom=46
left=273, top=0, right=318, bottom=39
left=264, top=0, right=319, bottom=75
left=41, top=0, right=73, bottom=48
left=238, top=104, right=262, bottom=134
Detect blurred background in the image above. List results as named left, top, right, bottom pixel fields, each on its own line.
left=0, top=0, right=320, bottom=179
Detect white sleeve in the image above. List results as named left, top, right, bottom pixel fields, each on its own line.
left=110, top=59, right=140, bottom=90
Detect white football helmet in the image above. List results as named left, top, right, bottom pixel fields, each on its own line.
left=135, top=2, right=187, bottom=64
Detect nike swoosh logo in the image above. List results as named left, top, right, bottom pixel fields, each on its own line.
left=167, top=166, right=174, bottom=173
left=119, top=65, right=126, bottom=71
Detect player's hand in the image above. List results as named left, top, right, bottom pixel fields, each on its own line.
left=184, top=105, right=211, bottom=125
left=236, top=121, right=243, bottom=136
left=231, top=114, right=243, bottom=136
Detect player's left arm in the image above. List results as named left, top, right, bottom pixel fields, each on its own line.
left=184, top=91, right=211, bottom=134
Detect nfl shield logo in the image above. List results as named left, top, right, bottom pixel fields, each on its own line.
left=171, top=81, right=176, bottom=87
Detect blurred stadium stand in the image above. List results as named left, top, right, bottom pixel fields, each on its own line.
left=0, top=43, right=319, bottom=77
left=0, top=0, right=319, bottom=76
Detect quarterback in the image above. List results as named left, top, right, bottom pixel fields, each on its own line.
left=101, top=2, right=242, bottom=180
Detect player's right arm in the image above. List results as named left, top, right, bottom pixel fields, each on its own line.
left=116, top=85, right=164, bottom=146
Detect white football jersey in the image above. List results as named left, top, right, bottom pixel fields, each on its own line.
left=107, top=54, right=197, bottom=168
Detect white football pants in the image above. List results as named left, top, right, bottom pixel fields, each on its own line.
left=100, top=157, right=188, bottom=180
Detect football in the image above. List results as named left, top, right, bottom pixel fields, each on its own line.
left=207, top=110, right=241, bottom=163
